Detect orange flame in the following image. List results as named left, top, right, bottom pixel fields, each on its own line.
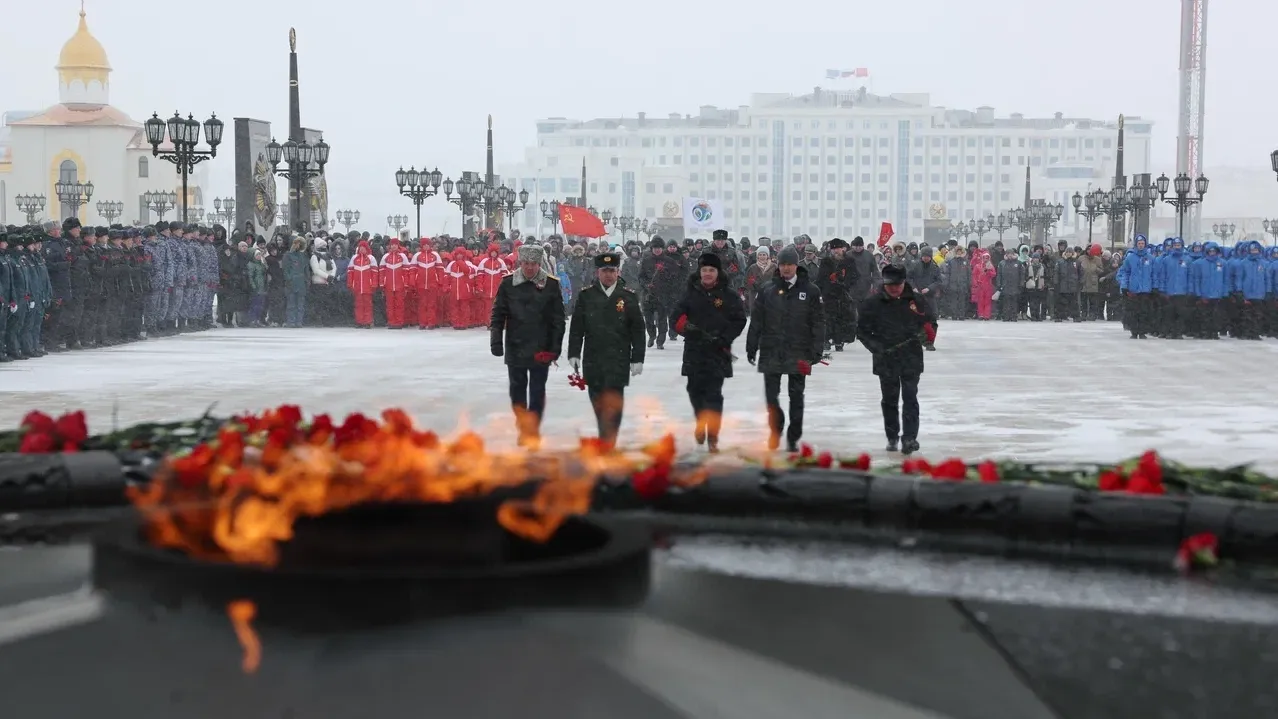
left=226, top=600, right=261, bottom=673
left=128, top=406, right=679, bottom=566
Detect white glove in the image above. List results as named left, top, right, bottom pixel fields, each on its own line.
left=6, top=303, right=14, bottom=314
left=630, top=363, right=643, bottom=377
left=569, top=358, right=580, bottom=373
left=28, top=301, right=35, bottom=309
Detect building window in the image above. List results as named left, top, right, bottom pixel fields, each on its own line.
left=792, top=173, right=802, bottom=183
left=757, top=191, right=767, bottom=201
left=808, top=173, right=819, bottom=183
left=610, top=157, right=619, bottom=166
left=791, top=191, right=802, bottom=201
left=809, top=155, right=819, bottom=164
left=539, top=178, right=556, bottom=193
left=723, top=155, right=733, bottom=165
left=1000, top=174, right=1010, bottom=183
left=645, top=182, right=657, bottom=194
left=843, top=173, right=854, bottom=183
left=861, top=173, right=871, bottom=183
left=792, top=156, right=802, bottom=166
left=965, top=173, right=975, bottom=183
left=608, top=182, right=617, bottom=193
left=662, top=183, right=674, bottom=194
left=137, top=157, right=149, bottom=178
left=947, top=173, right=958, bottom=183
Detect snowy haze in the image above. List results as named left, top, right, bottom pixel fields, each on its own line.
left=5, top=0, right=1278, bottom=231
left=1, top=324, right=1276, bottom=470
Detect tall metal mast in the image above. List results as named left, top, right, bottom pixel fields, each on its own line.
left=1178, top=0, right=1208, bottom=240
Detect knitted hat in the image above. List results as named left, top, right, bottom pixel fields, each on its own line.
left=698, top=252, right=722, bottom=270
left=777, top=246, right=800, bottom=265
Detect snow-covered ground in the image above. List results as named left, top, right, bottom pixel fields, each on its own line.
left=1, top=323, right=1276, bottom=470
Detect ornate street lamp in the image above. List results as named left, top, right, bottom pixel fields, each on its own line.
left=213, top=196, right=236, bottom=227
left=266, top=133, right=330, bottom=231
left=986, top=212, right=1012, bottom=242
left=441, top=175, right=488, bottom=233
left=498, top=186, right=529, bottom=231
left=96, top=200, right=123, bottom=224
left=638, top=218, right=656, bottom=240
left=15, top=194, right=46, bottom=224
left=611, top=214, right=637, bottom=241
left=143, top=190, right=178, bottom=220
left=336, top=209, right=361, bottom=232
left=387, top=214, right=408, bottom=234
left=539, top=198, right=562, bottom=234
left=1211, top=222, right=1235, bottom=242
left=1264, top=219, right=1278, bottom=245
left=950, top=221, right=973, bottom=241
left=1072, top=189, right=1110, bottom=244
left=395, top=166, right=441, bottom=239
left=55, top=179, right=94, bottom=220
left=144, top=111, right=223, bottom=224
left=1156, top=172, right=1208, bottom=241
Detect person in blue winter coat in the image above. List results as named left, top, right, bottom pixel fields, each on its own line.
left=1228, top=241, right=1269, bottom=340
left=1117, top=234, right=1155, bottom=338
left=1152, top=238, right=1192, bottom=339
left=1188, top=241, right=1227, bottom=339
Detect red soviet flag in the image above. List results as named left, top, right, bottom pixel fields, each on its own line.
left=876, top=222, right=895, bottom=248
left=560, top=206, right=608, bottom=238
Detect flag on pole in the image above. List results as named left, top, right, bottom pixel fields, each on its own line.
left=682, top=197, right=725, bottom=234
left=876, top=222, right=895, bottom=248
left=559, top=205, right=608, bottom=238
left=825, top=68, right=870, bottom=79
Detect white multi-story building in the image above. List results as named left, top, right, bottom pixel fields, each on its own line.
left=499, top=87, right=1152, bottom=242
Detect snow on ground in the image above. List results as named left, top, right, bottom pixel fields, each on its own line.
left=1, top=322, right=1277, bottom=470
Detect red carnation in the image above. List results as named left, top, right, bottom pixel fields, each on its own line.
left=1174, top=532, right=1219, bottom=572
left=930, top=458, right=967, bottom=481
left=632, top=464, right=671, bottom=499
left=20, top=411, right=56, bottom=435
left=799, top=443, right=814, bottom=459
left=19, top=432, right=56, bottom=454
left=977, top=460, right=1000, bottom=483
left=815, top=451, right=833, bottom=469
left=53, top=411, right=88, bottom=447
left=838, top=453, right=872, bottom=471
left=1098, top=470, right=1126, bottom=491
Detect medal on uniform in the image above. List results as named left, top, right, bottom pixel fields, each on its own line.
left=615, top=299, right=625, bottom=312
left=713, top=298, right=723, bottom=308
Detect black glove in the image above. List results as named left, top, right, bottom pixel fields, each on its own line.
left=490, top=345, right=503, bottom=358
left=746, top=354, right=756, bottom=366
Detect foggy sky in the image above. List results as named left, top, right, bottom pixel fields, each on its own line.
left=6, top=0, right=1274, bottom=233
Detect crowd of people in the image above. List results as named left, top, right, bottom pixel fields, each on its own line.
left=2, top=215, right=1276, bottom=366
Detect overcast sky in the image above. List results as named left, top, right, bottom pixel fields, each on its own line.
left=7, top=0, right=1274, bottom=232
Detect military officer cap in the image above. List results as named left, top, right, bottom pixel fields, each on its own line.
left=665, top=238, right=679, bottom=248
left=62, top=217, right=81, bottom=231
left=594, top=252, right=621, bottom=269
left=95, top=225, right=108, bottom=236
left=108, top=229, right=123, bottom=240
left=712, top=229, right=728, bottom=241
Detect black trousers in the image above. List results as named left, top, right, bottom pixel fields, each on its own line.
left=686, top=373, right=725, bottom=438
left=763, top=373, right=805, bottom=445
left=508, top=366, right=550, bottom=417
left=587, top=385, right=625, bottom=447
left=1024, top=289, right=1046, bottom=321
left=42, top=298, right=65, bottom=347
left=999, top=294, right=1019, bottom=320
left=1055, top=291, right=1079, bottom=320
left=1080, top=292, right=1101, bottom=320
left=1126, top=293, right=1153, bottom=335
left=643, top=298, right=670, bottom=343
left=880, top=374, right=920, bottom=442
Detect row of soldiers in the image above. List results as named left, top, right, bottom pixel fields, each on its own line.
left=0, top=218, right=227, bottom=362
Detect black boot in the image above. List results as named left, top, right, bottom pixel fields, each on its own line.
left=902, top=438, right=920, bottom=455
left=885, top=437, right=899, bottom=452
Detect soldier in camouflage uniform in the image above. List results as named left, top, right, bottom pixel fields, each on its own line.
left=200, top=228, right=219, bottom=327
left=141, top=227, right=169, bottom=336
left=179, top=226, right=201, bottom=329
left=161, top=222, right=185, bottom=332
left=123, top=231, right=147, bottom=340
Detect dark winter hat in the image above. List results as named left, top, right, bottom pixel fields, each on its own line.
left=828, top=237, right=849, bottom=249
left=850, top=236, right=865, bottom=247
left=712, top=229, right=728, bottom=241
left=666, top=238, right=679, bottom=248
left=698, top=252, right=722, bottom=271
left=142, top=227, right=156, bottom=238
left=649, top=237, right=664, bottom=249
left=62, top=217, right=81, bottom=231
left=882, top=265, right=907, bottom=285
left=777, top=246, right=800, bottom=265
left=967, top=240, right=979, bottom=250
left=595, top=252, right=621, bottom=269
left=155, top=221, right=169, bottom=232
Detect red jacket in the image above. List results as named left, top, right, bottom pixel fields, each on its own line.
left=411, top=246, right=443, bottom=291
left=379, top=243, right=412, bottom=292
left=443, top=249, right=475, bottom=301
left=474, top=249, right=508, bottom=298
left=347, top=245, right=379, bottom=295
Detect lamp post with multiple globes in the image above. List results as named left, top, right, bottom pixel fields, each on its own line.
left=15, top=194, right=46, bottom=224
left=143, top=111, right=223, bottom=224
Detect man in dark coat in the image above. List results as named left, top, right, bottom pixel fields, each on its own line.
left=856, top=264, right=939, bottom=456
left=816, top=237, right=862, bottom=351
left=43, top=219, right=73, bottom=352
left=567, top=251, right=646, bottom=448
left=906, top=244, right=942, bottom=350
left=637, top=237, right=683, bottom=349
left=669, top=252, right=747, bottom=452
left=704, top=229, right=746, bottom=288
left=490, top=244, right=566, bottom=448
left=847, top=236, right=881, bottom=300
left=745, top=246, right=825, bottom=452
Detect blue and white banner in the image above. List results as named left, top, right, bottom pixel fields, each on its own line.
left=682, top=197, right=724, bottom=235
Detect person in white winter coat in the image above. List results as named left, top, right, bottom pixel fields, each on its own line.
left=308, top=237, right=339, bottom=326
left=310, top=238, right=337, bottom=285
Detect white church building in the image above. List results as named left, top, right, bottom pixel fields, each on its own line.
left=0, top=5, right=209, bottom=227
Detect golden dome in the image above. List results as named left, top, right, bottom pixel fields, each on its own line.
left=57, top=7, right=111, bottom=74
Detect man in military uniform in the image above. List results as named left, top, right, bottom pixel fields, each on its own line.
left=0, top=230, right=12, bottom=361
left=43, top=219, right=72, bottom=351
left=567, top=251, right=646, bottom=449
left=141, top=227, right=169, bottom=336
left=5, top=232, right=32, bottom=359
left=25, top=234, right=52, bottom=355
left=66, top=225, right=94, bottom=349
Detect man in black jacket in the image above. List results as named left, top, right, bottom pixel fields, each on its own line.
left=670, top=252, right=747, bottom=452
left=906, top=244, right=942, bottom=350
left=857, top=265, right=939, bottom=455
left=567, top=252, right=646, bottom=449
left=637, top=237, right=682, bottom=349
left=491, top=244, right=566, bottom=449
left=816, top=237, right=861, bottom=352
left=745, top=246, right=825, bottom=452
left=43, top=220, right=73, bottom=352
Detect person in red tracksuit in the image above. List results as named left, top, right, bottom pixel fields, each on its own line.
left=444, top=248, right=475, bottom=330
left=346, top=239, right=379, bottom=328
left=379, top=238, right=412, bottom=329
left=474, top=243, right=508, bottom=329
left=410, top=238, right=443, bottom=329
